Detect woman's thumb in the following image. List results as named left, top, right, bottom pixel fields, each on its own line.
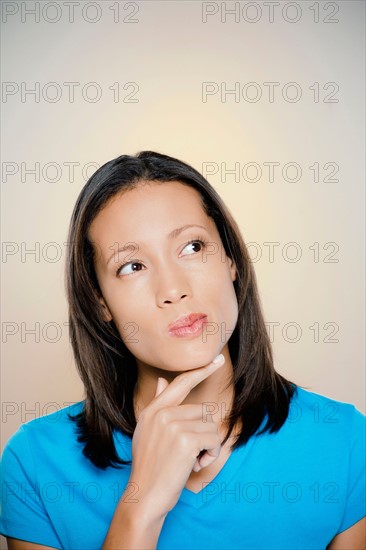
left=155, top=376, right=168, bottom=397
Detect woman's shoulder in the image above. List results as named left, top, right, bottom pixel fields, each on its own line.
left=291, top=384, right=364, bottom=414
left=1, top=400, right=85, bottom=459
left=288, top=384, right=365, bottom=439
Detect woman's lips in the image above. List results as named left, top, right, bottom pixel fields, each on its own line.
left=168, top=314, right=208, bottom=338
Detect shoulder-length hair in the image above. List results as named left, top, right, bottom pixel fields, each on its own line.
left=65, top=150, right=298, bottom=469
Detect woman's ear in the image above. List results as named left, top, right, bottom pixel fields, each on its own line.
left=229, top=257, right=237, bottom=282
left=99, top=296, right=113, bottom=322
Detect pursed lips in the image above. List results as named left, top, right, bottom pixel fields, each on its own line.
left=168, top=313, right=208, bottom=332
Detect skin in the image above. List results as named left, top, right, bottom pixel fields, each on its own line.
left=6, top=180, right=365, bottom=549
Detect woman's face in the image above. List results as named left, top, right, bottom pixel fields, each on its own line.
left=89, top=180, right=238, bottom=372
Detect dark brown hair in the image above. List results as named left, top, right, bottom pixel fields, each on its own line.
left=65, top=150, right=298, bottom=469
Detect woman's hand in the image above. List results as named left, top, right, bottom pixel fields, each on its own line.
left=128, top=354, right=226, bottom=520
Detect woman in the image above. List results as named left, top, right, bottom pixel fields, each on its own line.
left=1, top=151, right=365, bottom=549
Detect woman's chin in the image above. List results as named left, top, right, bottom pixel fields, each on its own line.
left=159, top=351, right=224, bottom=373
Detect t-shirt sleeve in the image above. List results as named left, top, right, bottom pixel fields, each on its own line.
left=336, top=405, right=366, bottom=534
left=0, top=425, right=62, bottom=548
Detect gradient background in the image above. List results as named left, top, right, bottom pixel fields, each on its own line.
left=1, top=0, right=364, bottom=495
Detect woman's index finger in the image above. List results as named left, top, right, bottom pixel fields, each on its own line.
left=152, top=354, right=225, bottom=409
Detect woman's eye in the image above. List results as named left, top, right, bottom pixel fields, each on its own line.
left=181, top=239, right=206, bottom=256
left=117, top=262, right=144, bottom=276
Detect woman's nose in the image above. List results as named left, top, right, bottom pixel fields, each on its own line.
left=155, top=263, right=192, bottom=307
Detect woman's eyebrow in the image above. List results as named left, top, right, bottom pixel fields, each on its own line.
left=106, top=223, right=209, bottom=266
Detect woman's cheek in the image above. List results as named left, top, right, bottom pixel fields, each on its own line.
left=111, top=310, right=140, bottom=349
left=221, top=283, right=239, bottom=344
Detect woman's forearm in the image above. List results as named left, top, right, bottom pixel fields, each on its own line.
left=102, top=492, right=167, bottom=550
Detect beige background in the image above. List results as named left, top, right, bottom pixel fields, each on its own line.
left=1, top=0, right=365, bottom=466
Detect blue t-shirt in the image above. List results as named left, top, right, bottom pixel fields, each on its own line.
left=1, top=385, right=365, bottom=549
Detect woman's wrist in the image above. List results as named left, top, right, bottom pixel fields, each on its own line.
left=102, top=490, right=167, bottom=550
left=119, top=496, right=168, bottom=527
left=102, top=498, right=167, bottom=549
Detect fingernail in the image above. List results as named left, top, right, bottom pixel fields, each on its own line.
left=212, top=354, right=225, bottom=365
